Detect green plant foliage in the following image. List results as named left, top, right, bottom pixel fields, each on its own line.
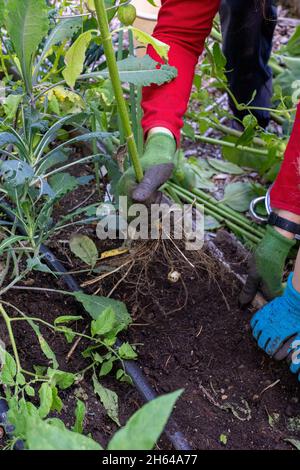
left=69, top=234, right=98, bottom=268
left=6, top=0, right=50, bottom=93
left=108, top=390, right=183, bottom=450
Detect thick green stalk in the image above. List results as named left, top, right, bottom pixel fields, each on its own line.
left=195, top=134, right=269, bottom=156
left=169, top=186, right=261, bottom=244
left=168, top=182, right=265, bottom=238
left=94, top=0, right=143, bottom=182
left=128, top=29, right=139, bottom=146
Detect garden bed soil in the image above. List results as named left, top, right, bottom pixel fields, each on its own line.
left=1, top=221, right=300, bottom=450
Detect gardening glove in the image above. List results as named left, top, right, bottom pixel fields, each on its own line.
left=239, top=225, right=296, bottom=306
left=250, top=273, right=300, bottom=382
left=117, top=132, right=176, bottom=204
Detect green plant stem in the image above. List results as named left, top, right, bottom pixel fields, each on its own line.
left=128, top=29, right=139, bottom=146
left=94, top=0, right=143, bottom=182
left=117, top=28, right=125, bottom=145
left=195, top=134, right=269, bottom=156
left=91, top=114, right=101, bottom=196
left=169, top=187, right=261, bottom=245
left=0, top=304, right=21, bottom=373
left=205, top=120, right=267, bottom=147
left=168, top=183, right=264, bottom=242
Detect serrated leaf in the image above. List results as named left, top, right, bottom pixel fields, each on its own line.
left=91, top=307, right=116, bottom=336
left=70, top=234, right=98, bottom=268
left=47, top=369, right=75, bottom=390
left=113, top=55, right=177, bottom=86
left=118, top=342, right=137, bottom=360
left=6, top=0, right=49, bottom=93
left=74, top=292, right=131, bottom=330
left=49, top=172, right=79, bottom=196
left=108, top=390, right=182, bottom=450
left=129, top=27, right=169, bottom=60
left=0, top=235, right=26, bottom=255
left=207, top=158, right=244, bottom=175
left=93, top=373, right=120, bottom=425
left=0, top=160, right=34, bottom=186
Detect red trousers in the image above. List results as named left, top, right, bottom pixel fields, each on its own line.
left=141, top=0, right=300, bottom=215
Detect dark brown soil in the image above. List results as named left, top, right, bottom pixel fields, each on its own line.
left=1, top=229, right=300, bottom=450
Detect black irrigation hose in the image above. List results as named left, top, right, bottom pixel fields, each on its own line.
left=0, top=205, right=192, bottom=451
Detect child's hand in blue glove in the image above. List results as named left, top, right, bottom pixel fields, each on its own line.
left=250, top=273, right=300, bottom=381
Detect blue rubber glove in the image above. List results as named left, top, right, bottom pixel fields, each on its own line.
left=251, top=273, right=300, bottom=377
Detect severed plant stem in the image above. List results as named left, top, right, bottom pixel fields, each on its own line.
left=94, top=0, right=143, bottom=182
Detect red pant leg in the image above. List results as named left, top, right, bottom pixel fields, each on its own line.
left=270, top=103, right=300, bottom=215
left=141, top=0, right=221, bottom=145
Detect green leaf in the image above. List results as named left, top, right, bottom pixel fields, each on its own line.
left=108, top=390, right=183, bottom=450
left=38, top=383, right=53, bottom=418
left=221, top=182, right=257, bottom=212
left=33, top=17, right=83, bottom=82
left=0, top=0, right=5, bottom=26
left=47, top=369, right=75, bottom=390
left=204, top=215, right=222, bottom=231
left=54, top=315, right=83, bottom=325
left=207, top=158, right=244, bottom=175
left=49, top=172, right=79, bottom=196
left=26, top=417, right=102, bottom=450
left=73, top=399, right=86, bottom=434
left=285, top=438, right=300, bottom=451
left=0, top=351, right=17, bottom=386
left=6, top=0, right=49, bottom=93
left=63, top=30, right=95, bottom=87
left=118, top=342, right=137, bottom=360
left=129, top=26, right=169, bottom=60
left=51, top=386, right=63, bottom=413
left=74, top=292, right=132, bottom=330
left=93, top=373, right=120, bottom=426
left=284, top=25, right=300, bottom=57
left=112, top=55, right=177, bottom=86
left=70, top=234, right=98, bottom=268
left=99, top=358, right=114, bottom=377
left=3, top=94, right=22, bottom=120
left=0, top=235, right=26, bottom=255
left=29, top=321, right=58, bottom=369
left=25, top=385, right=35, bottom=397
left=91, top=307, right=116, bottom=336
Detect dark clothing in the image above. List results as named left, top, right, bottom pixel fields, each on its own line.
left=220, top=0, right=277, bottom=127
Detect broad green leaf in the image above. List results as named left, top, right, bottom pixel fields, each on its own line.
left=93, top=373, right=120, bottom=425
left=26, top=417, right=102, bottom=450
left=25, top=385, right=35, bottom=397
left=33, top=17, right=83, bottom=82
left=49, top=172, right=79, bottom=196
left=0, top=351, right=17, bottom=386
left=221, top=182, right=257, bottom=212
left=113, top=55, right=177, bottom=86
left=118, top=342, right=137, bottom=360
left=38, top=383, right=53, bottom=418
left=6, top=0, right=49, bottom=93
left=91, top=307, right=116, bottom=336
left=100, top=358, right=114, bottom=377
left=73, top=399, right=86, bottom=434
left=63, top=30, right=96, bottom=88
left=47, top=369, right=75, bottom=390
left=0, top=160, right=34, bottom=186
left=129, top=27, right=169, bottom=60
left=74, top=292, right=131, bottom=330
left=70, top=234, right=98, bottom=268
left=0, top=131, right=19, bottom=147
left=207, top=158, right=244, bottom=175
left=108, top=390, right=183, bottom=450
left=204, top=215, right=222, bottom=231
